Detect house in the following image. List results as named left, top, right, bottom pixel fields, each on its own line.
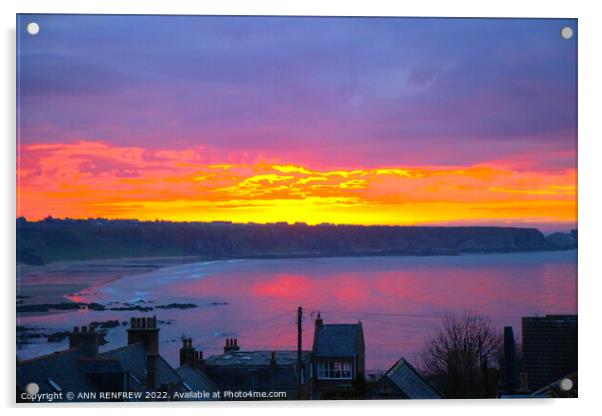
left=521, top=315, right=577, bottom=391
left=369, top=357, right=442, bottom=399
left=17, top=316, right=188, bottom=402
left=499, top=371, right=577, bottom=399
left=311, top=313, right=365, bottom=398
left=17, top=347, right=110, bottom=402
left=187, top=337, right=312, bottom=400
left=175, top=337, right=217, bottom=400
left=529, top=371, right=577, bottom=398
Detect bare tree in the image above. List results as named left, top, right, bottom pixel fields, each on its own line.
left=418, top=312, right=502, bottom=398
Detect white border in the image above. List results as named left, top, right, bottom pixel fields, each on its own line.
left=2, top=1, right=601, bottom=416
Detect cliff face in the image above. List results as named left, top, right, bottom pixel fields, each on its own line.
left=545, top=232, right=578, bottom=250
left=16, top=219, right=564, bottom=265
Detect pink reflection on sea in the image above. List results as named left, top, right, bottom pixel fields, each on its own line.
left=17, top=250, right=577, bottom=372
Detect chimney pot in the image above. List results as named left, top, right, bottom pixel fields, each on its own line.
left=69, top=325, right=99, bottom=356
left=127, top=316, right=160, bottom=354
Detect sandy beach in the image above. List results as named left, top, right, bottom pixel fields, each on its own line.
left=17, top=256, right=200, bottom=310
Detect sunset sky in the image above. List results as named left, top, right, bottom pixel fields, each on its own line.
left=17, top=15, right=577, bottom=231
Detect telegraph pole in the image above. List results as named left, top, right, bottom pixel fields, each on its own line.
left=297, top=306, right=302, bottom=397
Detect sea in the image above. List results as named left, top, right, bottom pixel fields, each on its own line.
left=17, top=250, right=577, bottom=372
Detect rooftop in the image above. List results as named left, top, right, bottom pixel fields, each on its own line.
left=17, top=342, right=184, bottom=398
left=383, top=358, right=442, bottom=399
left=176, top=365, right=217, bottom=397
left=313, top=323, right=363, bottom=357
left=100, top=343, right=182, bottom=389
left=205, top=350, right=311, bottom=367
left=17, top=349, right=103, bottom=398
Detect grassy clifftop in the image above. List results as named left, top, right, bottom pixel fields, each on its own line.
left=17, top=218, right=572, bottom=265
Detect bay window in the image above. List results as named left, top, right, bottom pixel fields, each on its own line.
left=317, top=361, right=352, bottom=380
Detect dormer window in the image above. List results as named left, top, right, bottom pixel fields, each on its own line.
left=46, top=378, right=62, bottom=392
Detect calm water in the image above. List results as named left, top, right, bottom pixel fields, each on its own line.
left=17, top=250, right=577, bottom=371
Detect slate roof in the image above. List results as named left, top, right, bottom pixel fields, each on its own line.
left=17, top=342, right=184, bottom=400
left=176, top=365, right=217, bottom=398
left=76, top=357, right=124, bottom=374
left=203, top=350, right=311, bottom=392
left=313, top=323, right=363, bottom=357
left=100, top=343, right=182, bottom=390
left=17, top=349, right=103, bottom=400
left=383, top=358, right=442, bottom=399
left=205, top=350, right=310, bottom=366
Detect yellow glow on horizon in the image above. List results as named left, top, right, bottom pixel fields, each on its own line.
left=17, top=141, right=577, bottom=228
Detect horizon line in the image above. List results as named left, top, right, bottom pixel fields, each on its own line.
left=16, top=216, right=577, bottom=232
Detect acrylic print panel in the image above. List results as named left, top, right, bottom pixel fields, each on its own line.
left=16, top=14, right=577, bottom=402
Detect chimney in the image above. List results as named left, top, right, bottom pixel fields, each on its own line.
left=270, top=351, right=277, bottom=367
left=127, top=315, right=159, bottom=355
left=224, top=338, right=240, bottom=353
left=179, top=337, right=196, bottom=367
left=69, top=325, right=100, bottom=356
left=146, top=354, right=158, bottom=391
left=127, top=316, right=160, bottom=390
left=315, top=312, right=323, bottom=328
left=194, top=350, right=205, bottom=371
left=312, top=312, right=324, bottom=370
left=503, top=326, right=518, bottom=394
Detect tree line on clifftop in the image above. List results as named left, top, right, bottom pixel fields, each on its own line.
left=16, top=217, right=577, bottom=265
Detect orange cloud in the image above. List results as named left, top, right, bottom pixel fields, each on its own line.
left=17, top=141, right=577, bottom=227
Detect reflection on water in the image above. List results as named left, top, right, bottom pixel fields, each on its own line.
left=17, top=250, right=577, bottom=371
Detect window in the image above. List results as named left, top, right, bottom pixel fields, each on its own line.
left=317, top=361, right=352, bottom=380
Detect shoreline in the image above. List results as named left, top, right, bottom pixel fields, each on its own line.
left=17, top=256, right=202, bottom=314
